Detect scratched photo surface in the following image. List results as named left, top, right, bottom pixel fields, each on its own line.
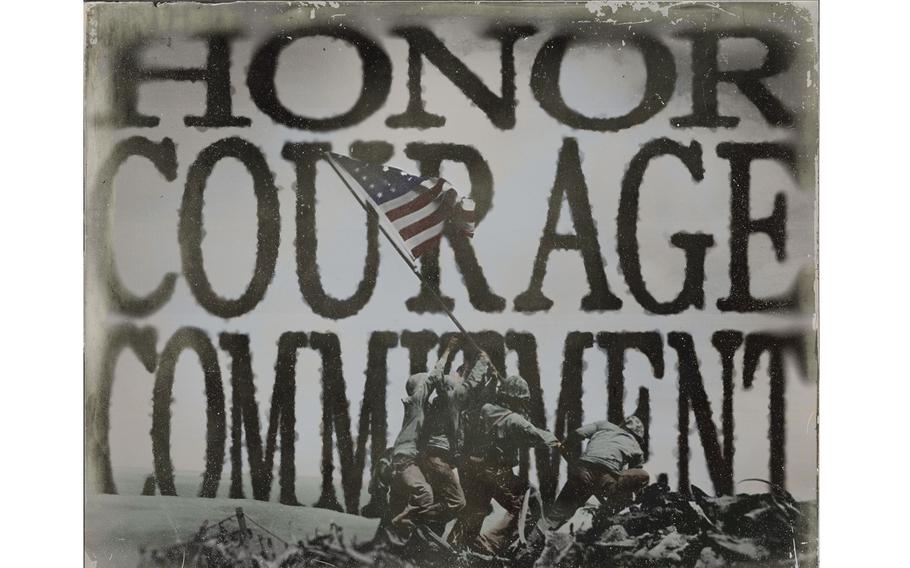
left=84, top=2, right=818, bottom=567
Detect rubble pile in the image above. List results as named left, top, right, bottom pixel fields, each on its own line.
left=553, top=482, right=816, bottom=567
left=138, top=484, right=816, bottom=568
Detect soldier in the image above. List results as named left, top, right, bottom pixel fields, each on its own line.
left=414, top=388, right=465, bottom=536
left=415, top=349, right=499, bottom=534
left=521, top=416, right=649, bottom=562
left=448, top=374, right=562, bottom=556
left=377, top=342, right=455, bottom=545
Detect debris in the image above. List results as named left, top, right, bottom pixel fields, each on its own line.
left=693, top=546, right=726, bottom=568
left=637, top=530, right=693, bottom=562
left=706, top=532, right=769, bottom=562
left=139, top=485, right=815, bottom=567
left=599, top=524, right=629, bottom=543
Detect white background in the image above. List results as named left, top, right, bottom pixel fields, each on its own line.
left=0, top=0, right=907, bottom=566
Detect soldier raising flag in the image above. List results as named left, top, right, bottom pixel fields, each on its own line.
left=326, top=152, right=570, bottom=556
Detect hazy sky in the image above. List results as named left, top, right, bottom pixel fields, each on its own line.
left=86, top=2, right=818, bottom=500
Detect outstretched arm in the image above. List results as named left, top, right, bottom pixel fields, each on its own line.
left=467, top=352, right=499, bottom=402
left=465, top=351, right=492, bottom=385
left=511, top=415, right=561, bottom=449
left=427, top=337, right=459, bottom=390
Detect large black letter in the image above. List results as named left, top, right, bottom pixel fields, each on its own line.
left=219, top=333, right=273, bottom=501
left=670, top=331, right=742, bottom=496
left=716, top=142, right=799, bottom=312
left=672, top=29, right=795, bottom=128
left=596, top=332, right=664, bottom=423
left=618, top=138, right=715, bottom=314
left=743, top=333, right=809, bottom=492
left=515, top=138, right=622, bottom=312
left=152, top=328, right=225, bottom=497
left=549, top=332, right=595, bottom=502
left=387, top=25, right=536, bottom=129
left=249, top=26, right=391, bottom=130
left=304, top=332, right=393, bottom=514
left=506, top=332, right=553, bottom=497
left=632, top=387, right=651, bottom=460
left=270, top=332, right=310, bottom=504
left=403, top=143, right=505, bottom=313
left=532, top=28, right=675, bottom=131
left=310, top=332, right=352, bottom=512
left=400, top=330, right=440, bottom=375
left=282, top=142, right=385, bottom=318
left=91, top=137, right=178, bottom=317
left=180, top=138, right=280, bottom=318
left=103, top=34, right=248, bottom=127
left=87, top=325, right=158, bottom=494
left=356, top=332, right=396, bottom=504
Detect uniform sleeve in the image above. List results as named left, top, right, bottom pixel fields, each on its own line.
left=510, top=415, right=560, bottom=448
left=432, top=374, right=464, bottom=408
left=465, top=356, right=492, bottom=387
left=446, top=357, right=492, bottom=408
left=573, top=420, right=615, bottom=440
left=403, top=374, right=431, bottom=406
left=426, top=356, right=449, bottom=390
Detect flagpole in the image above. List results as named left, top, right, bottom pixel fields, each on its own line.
left=323, top=153, right=492, bottom=365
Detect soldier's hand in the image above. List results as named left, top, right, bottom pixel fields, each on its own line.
left=445, top=337, right=459, bottom=353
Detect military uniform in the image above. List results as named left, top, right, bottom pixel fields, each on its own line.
left=380, top=349, right=494, bottom=543
left=544, top=418, right=649, bottom=531
left=416, top=395, right=465, bottom=534
left=380, top=367, right=445, bottom=544
left=449, top=395, right=560, bottom=556
left=414, top=355, right=497, bottom=533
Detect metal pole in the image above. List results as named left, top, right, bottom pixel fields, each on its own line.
left=323, top=153, right=494, bottom=368
left=235, top=507, right=252, bottom=568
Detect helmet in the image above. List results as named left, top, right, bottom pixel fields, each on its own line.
left=405, top=373, right=425, bottom=396
left=499, top=375, right=531, bottom=400
left=622, top=416, right=645, bottom=441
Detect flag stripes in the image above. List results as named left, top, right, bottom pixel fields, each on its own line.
left=326, top=153, right=473, bottom=260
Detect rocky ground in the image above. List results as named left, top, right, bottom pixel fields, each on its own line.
left=135, top=481, right=816, bottom=568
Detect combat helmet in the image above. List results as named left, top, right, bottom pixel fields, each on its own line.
left=499, top=375, right=531, bottom=400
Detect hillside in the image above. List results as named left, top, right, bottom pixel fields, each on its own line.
left=85, top=494, right=378, bottom=568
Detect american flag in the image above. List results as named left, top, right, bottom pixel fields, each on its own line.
left=326, top=153, right=475, bottom=260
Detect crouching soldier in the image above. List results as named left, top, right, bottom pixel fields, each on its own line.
left=523, top=416, right=649, bottom=560
left=448, top=375, right=562, bottom=556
